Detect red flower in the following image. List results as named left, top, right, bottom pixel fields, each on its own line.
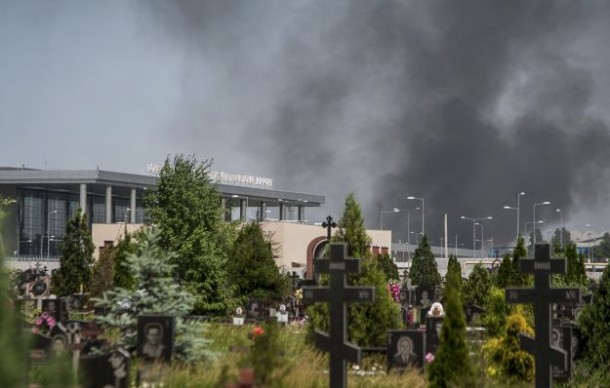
left=252, top=326, right=265, bottom=337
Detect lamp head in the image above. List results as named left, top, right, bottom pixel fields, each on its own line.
left=542, top=201, right=551, bottom=205
left=407, top=196, right=415, bottom=200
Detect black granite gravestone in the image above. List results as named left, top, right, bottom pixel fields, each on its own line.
left=80, top=348, right=130, bottom=388
left=505, top=244, right=581, bottom=388
left=425, top=316, right=443, bottom=355
left=387, top=330, right=425, bottom=372
left=137, top=315, right=175, bottom=363
left=302, top=243, right=375, bottom=388
left=551, top=326, right=572, bottom=381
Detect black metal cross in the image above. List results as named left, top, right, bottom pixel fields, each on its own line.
left=505, top=244, right=581, bottom=388
left=302, top=243, right=375, bottom=388
left=321, top=215, right=337, bottom=241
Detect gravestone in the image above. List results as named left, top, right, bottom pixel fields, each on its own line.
left=246, top=298, right=265, bottom=319
left=425, top=316, right=443, bottom=355
left=137, top=315, right=175, bottom=363
left=233, top=307, right=245, bottom=326
left=387, top=330, right=425, bottom=372
left=41, top=298, right=59, bottom=320
left=505, top=244, right=581, bottom=387
left=551, top=326, right=573, bottom=381
left=276, top=304, right=289, bottom=324
left=302, top=243, right=375, bottom=388
left=80, top=348, right=130, bottom=388
left=464, top=304, right=486, bottom=324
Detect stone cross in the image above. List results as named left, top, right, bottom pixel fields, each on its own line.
left=505, top=244, right=581, bottom=387
left=302, top=243, right=375, bottom=388
left=321, top=215, right=337, bottom=241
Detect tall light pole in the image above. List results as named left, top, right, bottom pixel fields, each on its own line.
left=556, top=208, right=563, bottom=249
left=476, top=222, right=485, bottom=258
left=503, top=191, right=525, bottom=242
left=407, top=196, right=425, bottom=236
left=47, top=209, right=57, bottom=262
left=533, top=201, right=551, bottom=245
left=461, top=215, right=492, bottom=259
left=379, top=208, right=400, bottom=229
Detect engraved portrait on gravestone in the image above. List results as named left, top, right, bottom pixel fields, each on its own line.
left=141, top=323, right=165, bottom=359
left=393, top=336, right=418, bottom=366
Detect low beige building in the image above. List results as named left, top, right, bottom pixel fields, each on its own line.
left=90, top=221, right=392, bottom=279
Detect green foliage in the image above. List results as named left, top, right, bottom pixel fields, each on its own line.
left=591, top=232, right=610, bottom=259
left=494, top=254, right=515, bottom=289
left=333, top=193, right=371, bottom=257
left=511, top=236, right=529, bottom=286
left=144, top=154, right=237, bottom=315
left=376, top=252, right=399, bottom=282
left=93, top=229, right=213, bottom=362
left=551, top=227, right=572, bottom=255
left=446, top=254, right=462, bottom=287
left=113, top=232, right=138, bottom=290
left=309, top=194, right=400, bottom=348
left=89, top=243, right=115, bottom=298
left=243, top=322, right=290, bottom=387
left=51, top=208, right=94, bottom=297
left=481, top=287, right=511, bottom=338
left=227, top=222, right=289, bottom=301
left=562, top=242, right=587, bottom=287
left=577, top=263, right=610, bottom=369
left=0, top=198, right=27, bottom=388
left=463, top=263, right=493, bottom=308
left=482, top=308, right=534, bottom=383
left=427, top=269, right=475, bottom=387
left=408, top=235, right=441, bottom=290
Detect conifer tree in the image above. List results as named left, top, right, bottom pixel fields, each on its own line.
left=577, top=263, right=610, bottom=368
left=89, top=243, right=115, bottom=298
left=463, top=263, right=493, bottom=308
left=308, top=193, right=400, bottom=347
left=227, top=222, right=289, bottom=301
left=563, top=242, right=587, bottom=287
left=446, top=254, right=462, bottom=285
left=376, top=252, right=400, bottom=282
left=481, top=287, right=511, bottom=338
left=511, top=236, right=528, bottom=286
left=427, top=268, right=475, bottom=387
left=51, top=209, right=94, bottom=297
left=93, top=229, right=212, bottom=361
left=144, top=154, right=237, bottom=315
left=408, top=235, right=441, bottom=291
left=112, top=232, right=138, bottom=290
left=494, top=254, right=515, bottom=289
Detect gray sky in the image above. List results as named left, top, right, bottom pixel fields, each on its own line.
left=2, top=1, right=610, bottom=247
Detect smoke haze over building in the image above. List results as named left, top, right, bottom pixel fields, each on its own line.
left=2, top=1, right=610, bottom=247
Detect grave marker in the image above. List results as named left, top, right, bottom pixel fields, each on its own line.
left=505, top=244, right=581, bottom=387
left=302, top=243, right=375, bottom=388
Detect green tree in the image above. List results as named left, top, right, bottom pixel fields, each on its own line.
left=494, top=254, right=515, bottom=289
left=89, top=243, right=115, bottom=298
left=551, top=227, right=572, bottom=254
left=562, top=242, right=587, bottom=287
left=227, top=222, right=289, bottom=301
left=463, top=263, right=493, bottom=308
left=427, top=269, right=475, bottom=387
left=511, top=236, right=528, bottom=286
left=93, top=229, right=212, bottom=361
left=51, top=209, right=94, bottom=297
left=308, top=193, right=400, bottom=347
left=482, top=308, right=534, bottom=383
left=481, top=287, right=511, bottom=338
left=144, top=154, right=237, bottom=315
left=592, top=232, right=610, bottom=259
left=408, top=235, right=441, bottom=291
left=1, top=197, right=27, bottom=387
left=577, top=263, right=610, bottom=368
left=112, top=232, right=138, bottom=290
left=376, top=252, right=399, bottom=282
left=446, top=254, right=462, bottom=286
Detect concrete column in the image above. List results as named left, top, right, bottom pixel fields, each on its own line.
left=130, top=188, right=137, bottom=223
left=279, top=204, right=285, bottom=220
left=259, top=202, right=267, bottom=221
left=240, top=199, right=247, bottom=221
left=105, top=186, right=112, bottom=223
left=298, top=205, right=304, bottom=221
left=80, top=184, right=87, bottom=214
left=221, top=198, right=227, bottom=221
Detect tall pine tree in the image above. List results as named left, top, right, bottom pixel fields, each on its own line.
left=51, top=209, right=94, bottom=297
left=562, top=242, right=587, bottom=287
left=227, top=222, right=289, bottom=301
left=427, top=268, right=475, bottom=387
left=463, top=263, right=493, bottom=308
left=408, top=235, right=441, bottom=291
left=112, top=232, right=138, bottom=290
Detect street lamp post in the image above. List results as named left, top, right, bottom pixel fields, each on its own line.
left=461, top=215, right=492, bottom=259
left=503, top=191, right=525, bottom=242
left=379, top=208, right=400, bottom=229
left=533, top=201, right=551, bottom=245
left=407, top=196, right=425, bottom=236
left=524, top=220, right=544, bottom=245
left=556, top=208, right=563, bottom=249
left=476, top=222, right=485, bottom=258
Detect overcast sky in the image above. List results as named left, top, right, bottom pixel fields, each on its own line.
left=2, top=1, right=610, bottom=247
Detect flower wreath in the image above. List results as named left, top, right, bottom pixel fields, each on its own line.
left=32, top=311, right=56, bottom=335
